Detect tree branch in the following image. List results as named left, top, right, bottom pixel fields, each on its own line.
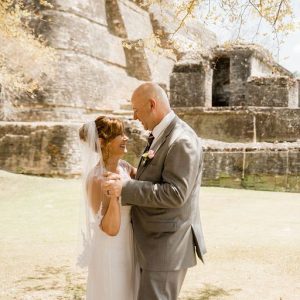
left=171, top=0, right=197, bottom=36
left=273, top=0, right=284, bottom=26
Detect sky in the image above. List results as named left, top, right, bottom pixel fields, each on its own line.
left=279, top=1, right=300, bottom=73
left=203, top=0, right=300, bottom=73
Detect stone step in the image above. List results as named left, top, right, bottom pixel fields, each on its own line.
left=119, top=102, right=133, bottom=111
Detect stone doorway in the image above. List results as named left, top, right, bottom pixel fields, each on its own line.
left=212, top=57, right=230, bottom=106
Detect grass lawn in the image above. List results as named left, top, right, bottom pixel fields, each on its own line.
left=1, top=170, right=300, bottom=300
left=0, top=170, right=84, bottom=299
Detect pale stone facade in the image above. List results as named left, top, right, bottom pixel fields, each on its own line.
left=0, top=1, right=299, bottom=192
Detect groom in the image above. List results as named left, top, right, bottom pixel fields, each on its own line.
left=105, top=82, right=206, bottom=300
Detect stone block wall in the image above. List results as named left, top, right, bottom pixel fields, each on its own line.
left=170, top=61, right=212, bottom=107
left=119, top=0, right=153, bottom=39
left=298, top=79, right=300, bottom=107
left=250, top=56, right=273, bottom=77
left=246, top=76, right=299, bottom=108
left=229, top=52, right=252, bottom=106
left=123, top=40, right=152, bottom=80
left=0, top=122, right=81, bottom=176
left=210, top=45, right=295, bottom=108
left=289, top=78, right=299, bottom=108
left=3, top=0, right=217, bottom=121
left=1, top=120, right=299, bottom=192
left=202, top=140, right=300, bottom=192
left=2, top=4, right=299, bottom=193
left=0, top=118, right=146, bottom=177
left=175, top=107, right=300, bottom=143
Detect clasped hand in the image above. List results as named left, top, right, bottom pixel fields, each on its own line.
left=102, top=172, right=122, bottom=197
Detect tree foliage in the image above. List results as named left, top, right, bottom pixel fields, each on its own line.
left=145, top=0, right=295, bottom=35
left=138, top=0, right=296, bottom=57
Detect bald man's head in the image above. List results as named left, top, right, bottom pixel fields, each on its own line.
left=132, top=82, right=170, bottom=108
left=131, top=82, right=171, bottom=131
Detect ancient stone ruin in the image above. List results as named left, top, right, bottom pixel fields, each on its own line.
left=0, top=0, right=299, bottom=192
left=171, top=44, right=300, bottom=192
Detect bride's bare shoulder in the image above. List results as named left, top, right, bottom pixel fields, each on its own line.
left=86, top=166, right=104, bottom=189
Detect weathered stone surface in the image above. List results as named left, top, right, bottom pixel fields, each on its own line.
left=128, top=0, right=149, bottom=10
left=176, top=108, right=254, bottom=142
left=0, top=119, right=146, bottom=176
left=246, top=76, right=298, bottom=108
left=119, top=0, right=153, bottom=39
left=250, top=56, right=273, bottom=77
left=286, top=149, right=300, bottom=192
left=244, top=150, right=288, bottom=175
left=289, top=78, right=299, bottom=108
left=144, top=49, right=175, bottom=87
left=1, top=2, right=299, bottom=193
left=287, top=150, right=300, bottom=175
left=202, top=140, right=300, bottom=192
left=211, top=44, right=294, bottom=107
left=3, top=51, right=142, bottom=121
left=213, top=44, right=293, bottom=78
left=48, top=51, right=142, bottom=110
left=170, top=61, right=212, bottom=107
left=44, top=10, right=127, bottom=67
left=0, top=122, right=81, bottom=176
left=123, top=39, right=152, bottom=80
left=1, top=120, right=299, bottom=192
left=105, top=0, right=128, bottom=38
left=52, top=0, right=107, bottom=26
left=174, top=107, right=300, bottom=143
left=0, top=107, right=86, bottom=122
left=298, top=79, right=300, bottom=107
left=255, top=109, right=300, bottom=142
left=202, top=151, right=244, bottom=188
left=229, top=53, right=251, bottom=106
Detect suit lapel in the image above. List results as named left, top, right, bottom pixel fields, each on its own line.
left=136, top=117, right=179, bottom=179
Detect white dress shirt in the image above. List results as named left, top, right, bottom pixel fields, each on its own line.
left=151, top=110, right=176, bottom=149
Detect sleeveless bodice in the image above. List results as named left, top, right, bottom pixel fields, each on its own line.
left=86, top=161, right=139, bottom=300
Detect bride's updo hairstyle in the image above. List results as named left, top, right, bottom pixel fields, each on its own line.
left=79, top=116, right=124, bottom=161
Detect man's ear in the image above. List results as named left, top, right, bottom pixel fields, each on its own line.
left=149, top=98, right=156, bottom=110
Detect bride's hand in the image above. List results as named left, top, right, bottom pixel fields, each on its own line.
left=103, top=172, right=122, bottom=197
left=103, top=172, right=121, bottom=181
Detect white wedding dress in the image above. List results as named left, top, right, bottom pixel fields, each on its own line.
left=86, top=163, right=139, bottom=300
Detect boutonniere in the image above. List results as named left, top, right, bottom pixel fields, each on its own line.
left=142, top=150, right=155, bottom=164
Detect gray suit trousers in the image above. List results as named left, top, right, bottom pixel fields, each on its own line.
left=138, top=268, right=187, bottom=300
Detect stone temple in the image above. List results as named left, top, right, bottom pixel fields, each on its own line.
left=0, top=0, right=299, bottom=192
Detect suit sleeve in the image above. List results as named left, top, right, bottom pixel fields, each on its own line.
left=121, top=137, right=201, bottom=208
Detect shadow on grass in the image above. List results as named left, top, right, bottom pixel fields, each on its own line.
left=15, top=265, right=86, bottom=299
left=181, top=283, right=242, bottom=300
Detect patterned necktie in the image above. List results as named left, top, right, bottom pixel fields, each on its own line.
left=138, top=133, right=154, bottom=169
left=144, top=133, right=154, bottom=153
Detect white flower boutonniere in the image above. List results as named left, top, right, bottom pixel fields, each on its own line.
left=142, top=150, right=155, bottom=164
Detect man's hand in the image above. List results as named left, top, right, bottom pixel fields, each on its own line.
left=102, top=172, right=122, bottom=197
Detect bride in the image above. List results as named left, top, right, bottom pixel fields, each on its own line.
left=77, top=116, right=139, bottom=300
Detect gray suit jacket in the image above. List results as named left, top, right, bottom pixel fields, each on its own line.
left=121, top=116, right=206, bottom=271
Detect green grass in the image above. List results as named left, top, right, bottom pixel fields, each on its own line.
left=1, top=170, right=299, bottom=300
left=0, top=171, right=80, bottom=244
left=0, top=170, right=85, bottom=299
